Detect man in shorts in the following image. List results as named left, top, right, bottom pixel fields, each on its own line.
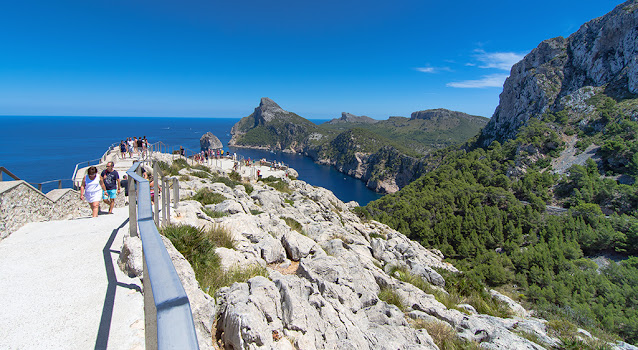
left=101, top=161, right=121, bottom=214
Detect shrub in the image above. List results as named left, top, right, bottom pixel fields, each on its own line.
left=281, top=216, right=303, bottom=234
left=189, top=188, right=226, bottom=206
left=202, top=207, right=228, bottom=219
left=160, top=224, right=261, bottom=296
left=191, top=171, right=210, bottom=179
left=378, top=287, right=404, bottom=311
left=229, top=171, right=242, bottom=182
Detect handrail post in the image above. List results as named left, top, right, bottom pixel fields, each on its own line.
left=143, top=250, right=158, bottom=349
left=161, top=176, right=168, bottom=226
left=153, top=162, right=160, bottom=227
left=165, top=177, right=171, bottom=226
left=129, top=177, right=138, bottom=237
left=173, top=178, right=179, bottom=209
left=58, top=180, right=62, bottom=189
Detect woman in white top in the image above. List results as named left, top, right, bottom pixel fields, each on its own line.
left=80, top=166, right=107, bottom=217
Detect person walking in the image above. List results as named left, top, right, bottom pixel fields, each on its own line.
left=80, top=166, right=107, bottom=217
left=101, top=161, right=121, bottom=214
left=119, top=140, right=127, bottom=159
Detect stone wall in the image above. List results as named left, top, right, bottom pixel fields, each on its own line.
left=0, top=180, right=125, bottom=240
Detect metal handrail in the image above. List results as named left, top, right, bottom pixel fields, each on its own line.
left=126, top=162, right=198, bottom=350
left=0, top=166, right=21, bottom=182
left=70, top=141, right=120, bottom=187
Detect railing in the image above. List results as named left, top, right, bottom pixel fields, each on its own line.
left=71, top=142, right=120, bottom=189
left=0, top=166, right=21, bottom=182
left=0, top=167, right=74, bottom=193
left=126, top=161, right=198, bottom=350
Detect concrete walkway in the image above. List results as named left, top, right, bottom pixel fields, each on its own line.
left=0, top=207, right=144, bottom=350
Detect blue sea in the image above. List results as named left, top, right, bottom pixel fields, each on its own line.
left=0, top=116, right=383, bottom=206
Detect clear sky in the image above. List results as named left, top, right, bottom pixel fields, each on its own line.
left=0, top=0, right=622, bottom=119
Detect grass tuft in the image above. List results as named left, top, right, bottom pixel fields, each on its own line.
left=188, top=188, right=227, bottom=206
left=160, top=224, right=265, bottom=295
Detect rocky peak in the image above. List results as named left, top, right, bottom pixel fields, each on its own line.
left=410, top=108, right=483, bottom=123
left=254, top=97, right=291, bottom=124
left=479, top=0, right=638, bottom=146
left=327, top=112, right=378, bottom=124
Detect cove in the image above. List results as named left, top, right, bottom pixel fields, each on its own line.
left=228, top=147, right=384, bottom=206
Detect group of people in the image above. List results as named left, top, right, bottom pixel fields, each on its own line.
left=192, top=148, right=231, bottom=164
left=119, top=136, right=150, bottom=159
left=79, top=160, right=159, bottom=218
left=79, top=161, right=122, bottom=217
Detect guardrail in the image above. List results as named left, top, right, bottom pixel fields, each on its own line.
left=71, top=142, right=120, bottom=189
left=126, top=161, right=198, bottom=349
left=0, top=167, right=75, bottom=193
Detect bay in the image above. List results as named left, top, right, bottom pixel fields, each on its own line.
left=0, top=116, right=383, bottom=205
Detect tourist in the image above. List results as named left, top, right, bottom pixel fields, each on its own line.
left=80, top=166, right=107, bottom=218
left=119, top=140, right=127, bottom=159
left=120, top=174, right=129, bottom=205
left=101, top=161, right=121, bottom=214
left=127, top=137, right=134, bottom=158
left=149, top=174, right=160, bottom=203
left=180, top=146, right=185, bottom=157
left=133, top=160, right=148, bottom=179
left=137, top=137, right=143, bottom=156
left=141, top=136, right=148, bottom=158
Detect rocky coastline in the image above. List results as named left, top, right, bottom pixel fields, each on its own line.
left=116, top=153, right=634, bottom=350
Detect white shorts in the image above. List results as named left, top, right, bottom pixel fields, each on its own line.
left=85, top=190, right=103, bottom=203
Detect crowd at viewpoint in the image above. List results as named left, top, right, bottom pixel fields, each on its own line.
left=80, top=135, right=156, bottom=218
left=119, top=136, right=150, bottom=159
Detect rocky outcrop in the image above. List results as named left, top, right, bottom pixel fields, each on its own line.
left=230, top=98, right=319, bottom=153
left=200, top=132, right=222, bottom=151
left=326, top=112, right=378, bottom=124
left=146, top=158, right=633, bottom=350
left=480, top=0, right=638, bottom=146
left=411, top=109, right=486, bottom=127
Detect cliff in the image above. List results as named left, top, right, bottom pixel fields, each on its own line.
left=230, top=100, right=487, bottom=193
left=479, top=0, right=638, bottom=147
left=229, top=98, right=320, bottom=152
left=119, top=155, right=635, bottom=349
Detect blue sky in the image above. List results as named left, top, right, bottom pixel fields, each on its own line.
left=0, top=0, right=622, bottom=119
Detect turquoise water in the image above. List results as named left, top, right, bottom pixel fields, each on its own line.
left=0, top=116, right=383, bottom=205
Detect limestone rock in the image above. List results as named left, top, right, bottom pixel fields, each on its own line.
left=199, top=132, right=222, bottom=151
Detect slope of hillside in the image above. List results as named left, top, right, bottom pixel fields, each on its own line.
left=363, top=0, right=638, bottom=344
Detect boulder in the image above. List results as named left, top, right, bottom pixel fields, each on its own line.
left=200, top=132, right=222, bottom=151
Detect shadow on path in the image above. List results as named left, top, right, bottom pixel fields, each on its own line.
left=94, top=218, right=143, bottom=350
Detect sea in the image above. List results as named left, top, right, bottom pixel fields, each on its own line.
left=0, top=116, right=383, bottom=206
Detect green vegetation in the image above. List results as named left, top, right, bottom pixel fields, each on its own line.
left=281, top=216, right=303, bottom=234
left=361, top=100, right=638, bottom=344
left=188, top=188, right=227, bottom=206
left=160, top=224, right=267, bottom=296
left=259, top=176, right=292, bottom=194
left=378, top=287, right=404, bottom=311
left=411, top=319, right=480, bottom=350
left=202, top=207, right=228, bottom=218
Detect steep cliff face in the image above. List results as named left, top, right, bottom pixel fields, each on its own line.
left=480, top=0, right=638, bottom=146
left=230, top=98, right=319, bottom=152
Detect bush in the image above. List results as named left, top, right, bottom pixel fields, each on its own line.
left=281, top=216, right=303, bottom=234
left=202, top=207, right=228, bottom=219
left=160, top=224, right=264, bottom=295
left=229, top=171, right=242, bottom=182
left=378, top=287, right=404, bottom=311
left=189, top=188, right=227, bottom=206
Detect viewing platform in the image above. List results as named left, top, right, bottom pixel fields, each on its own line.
left=0, top=143, right=297, bottom=349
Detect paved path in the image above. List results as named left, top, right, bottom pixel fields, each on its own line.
left=0, top=207, right=144, bottom=350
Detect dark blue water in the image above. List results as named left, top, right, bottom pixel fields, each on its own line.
left=0, top=116, right=382, bottom=205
